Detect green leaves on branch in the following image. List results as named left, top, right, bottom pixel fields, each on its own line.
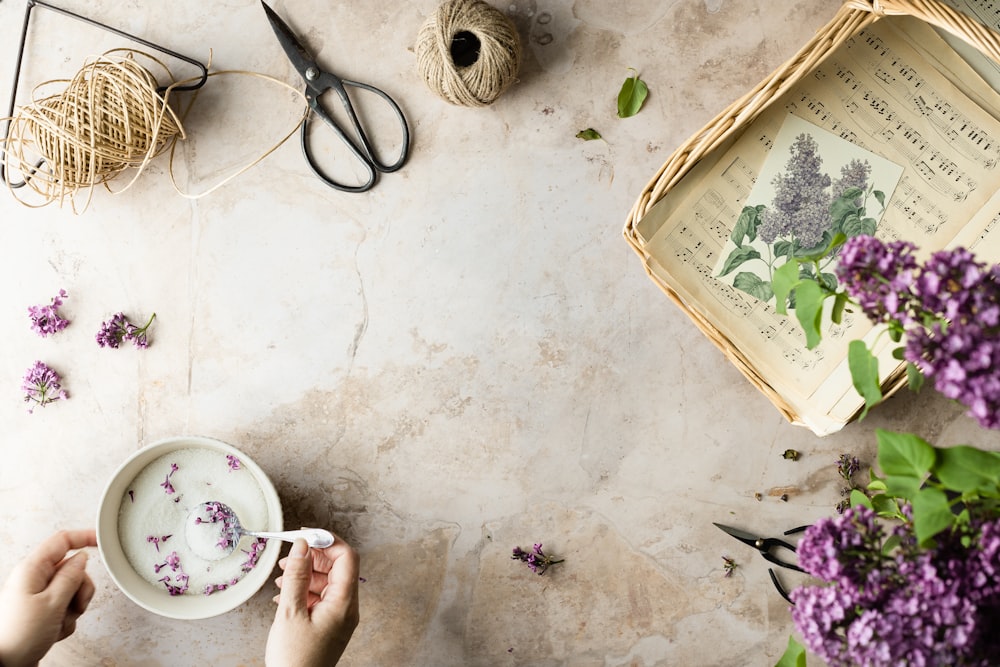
left=851, top=430, right=1000, bottom=548
left=617, top=68, right=649, bottom=118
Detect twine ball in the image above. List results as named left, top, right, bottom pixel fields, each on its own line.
left=4, top=53, right=182, bottom=207
left=415, top=0, right=521, bottom=107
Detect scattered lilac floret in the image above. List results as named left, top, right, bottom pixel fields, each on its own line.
left=21, top=361, right=68, bottom=414
left=511, top=542, right=564, bottom=575
left=96, top=312, right=156, bottom=349
left=159, top=462, right=178, bottom=494
left=27, top=289, right=70, bottom=337
left=226, top=454, right=241, bottom=472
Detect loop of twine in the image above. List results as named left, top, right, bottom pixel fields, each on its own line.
left=415, top=0, right=521, bottom=107
left=1, top=49, right=308, bottom=213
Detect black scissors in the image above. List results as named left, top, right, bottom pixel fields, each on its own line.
left=261, top=1, right=409, bottom=192
left=714, top=523, right=807, bottom=603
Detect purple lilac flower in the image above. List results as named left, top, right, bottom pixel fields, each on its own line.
left=835, top=236, right=918, bottom=322
left=836, top=237, right=1000, bottom=429
left=159, top=463, right=178, bottom=495
left=511, top=543, right=564, bottom=575
left=758, top=133, right=832, bottom=248
left=831, top=158, right=871, bottom=208
left=791, top=508, right=1000, bottom=666
left=226, top=454, right=241, bottom=472
left=27, top=289, right=70, bottom=337
left=902, top=250, right=1000, bottom=428
left=21, top=361, right=68, bottom=413
left=96, top=312, right=156, bottom=349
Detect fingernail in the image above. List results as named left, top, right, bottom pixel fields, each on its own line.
left=69, top=551, right=88, bottom=566
left=290, top=538, right=308, bottom=558
left=274, top=576, right=283, bottom=587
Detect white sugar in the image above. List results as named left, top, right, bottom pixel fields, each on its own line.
left=117, top=448, right=269, bottom=596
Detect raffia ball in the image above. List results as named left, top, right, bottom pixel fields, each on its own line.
left=415, top=0, right=521, bottom=107
left=4, top=53, right=182, bottom=206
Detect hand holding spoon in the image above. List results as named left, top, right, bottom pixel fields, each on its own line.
left=186, top=501, right=334, bottom=560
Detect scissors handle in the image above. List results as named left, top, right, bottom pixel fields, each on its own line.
left=758, top=538, right=804, bottom=572
left=301, top=74, right=409, bottom=192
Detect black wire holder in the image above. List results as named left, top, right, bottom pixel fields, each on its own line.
left=0, top=0, right=209, bottom=188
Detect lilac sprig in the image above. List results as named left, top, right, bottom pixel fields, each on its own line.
left=27, top=289, right=70, bottom=337
left=21, top=361, right=68, bottom=413
left=96, top=312, right=156, bottom=349
left=511, top=543, right=564, bottom=575
left=790, top=506, right=1000, bottom=666
left=835, top=237, right=1000, bottom=429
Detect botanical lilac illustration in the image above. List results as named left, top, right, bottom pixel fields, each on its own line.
left=718, top=132, right=887, bottom=307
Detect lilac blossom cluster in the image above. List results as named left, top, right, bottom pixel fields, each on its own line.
left=790, top=505, right=1000, bottom=666
left=21, top=361, right=69, bottom=413
left=95, top=312, right=156, bottom=349
left=836, top=236, right=1000, bottom=429
left=511, top=543, right=564, bottom=575
left=27, top=290, right=70, bottom=337
left=758, top=133, right=832, bottom=248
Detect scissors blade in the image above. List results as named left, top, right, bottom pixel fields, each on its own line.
left=713, top=523, right=762, bottom=548
left=261, top=1, right=321, bottom=88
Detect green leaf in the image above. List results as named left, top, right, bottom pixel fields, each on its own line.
left=844, top=215, right=877, bottom=237
left=772, top=260, right=801, bottom=315
left=838, top=187, right=864, bottom=201
left=831, top=292, right=848, bottom=324
left=733, top=273, right=774, bottom=301
left=576, top=128, right=602, bottom=140
left=850, top=488, right=873, bottom=509
left=718, top=246, right=761, bottom=277
left=773, top=240, right=794, bottom=259
left=848, top=340, right=881, bottom=419
left=912, top=487, right=956, bottom=545
left=829, top=197, right=859, bottom=230
left=793, top=280, right=826, bottom=349
left=617, top=69, right=649, bottom=118
left=873, top=190, right=886, bottom=208
left=868, top=479, right=888, bottom=491
left=730, top=206, right=760, bottom=247
left=935, top=446, right=1000, bottom=493
left=819, top=272, right=838, bottom=292
left=885, top=474, right=923, bottom=498
left=871, top=493, right=900, bottom=517
left=775, top=635, right=808, bottom=667
left=877, top=429, right=935, bottom=479
left=906, top=363, right=925, bottom=392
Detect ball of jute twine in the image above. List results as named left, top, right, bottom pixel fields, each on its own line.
left=415, top=0, right=521, bottom=107
left=2, top=49, right=185, bottom=211
left=2, top=49, right=310, bottom=213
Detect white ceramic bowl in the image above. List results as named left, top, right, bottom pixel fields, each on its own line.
left=97, top=436, right=283, bottom=619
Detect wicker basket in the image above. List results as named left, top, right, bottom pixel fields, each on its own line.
left=623, top=0, right=1000, bottom=427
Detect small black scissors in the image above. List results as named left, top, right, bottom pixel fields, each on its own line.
left=261, top=1, right=410, bottom=192
left=714, top=523, right=807, bottom=603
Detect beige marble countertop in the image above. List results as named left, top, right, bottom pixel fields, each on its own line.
left=0, top=1, right=995, bottom=665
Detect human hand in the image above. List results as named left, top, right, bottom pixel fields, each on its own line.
left=265, top=534, right=359, bottom=667
left=0, top=529, right=98, bottom=667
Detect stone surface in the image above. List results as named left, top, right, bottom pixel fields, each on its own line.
left=0, top=1, right=988, bottom=665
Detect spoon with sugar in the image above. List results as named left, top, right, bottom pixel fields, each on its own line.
left=186, top=501, right=334, bottom=560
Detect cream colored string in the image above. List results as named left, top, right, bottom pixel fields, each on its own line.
left=0, top=49, right=309, bottom=211
left=164, top=69, right=308, bottom=199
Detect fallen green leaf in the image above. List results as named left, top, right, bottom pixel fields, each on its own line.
left=576, top=128, right=602, bottom=141
left=617, top=68, right=649, bottom=118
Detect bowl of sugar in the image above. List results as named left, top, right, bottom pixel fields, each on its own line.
left=97, top=436, right=283, bottom=619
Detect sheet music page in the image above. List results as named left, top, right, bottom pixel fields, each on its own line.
left=635, top=16, right=1000, bottom=430
left=935, top=1, right=1000, bottom=101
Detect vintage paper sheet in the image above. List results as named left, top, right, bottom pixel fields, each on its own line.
left=634, top=16, right=1000, bottom=433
